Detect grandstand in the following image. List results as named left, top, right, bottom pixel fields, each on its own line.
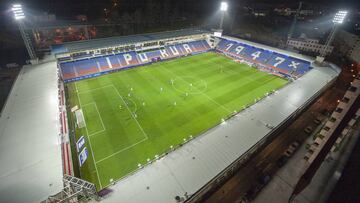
left=57, top=36, right=311, bottom=82
left=0, top=29, right=340, bottom=203
left=58, top=40, right=211, bottom=82
left=57, top=28, right=338, bottom=194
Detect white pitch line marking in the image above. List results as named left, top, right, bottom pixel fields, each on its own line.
left=111, top=85, right=148, bottom=140
left=74, top=81, right=103, bottom=189
left=95, top=85, right=149, bottom=164
left=81, top=102, right=106, bottom=137
left=96, top=137, right=147, bottom=164
left=75, top=83, right=149, bottom=164
left=93, top=102, right=106, bottom=133
left=158, top=64, right=233, bottom=113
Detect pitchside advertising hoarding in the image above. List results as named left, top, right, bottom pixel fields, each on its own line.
left=79, top=147, right=88, bottom=167
left=76, top=136, right=85, bottom=152
left=77, top=136, right=88, bottom=166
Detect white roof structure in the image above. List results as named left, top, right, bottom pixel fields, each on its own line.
left=0, top=34, right=340, bottom=203
left=0, top=57, right=63, bottom=203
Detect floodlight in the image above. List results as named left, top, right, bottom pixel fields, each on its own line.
left=12, top=4, right=25, bottom=20
left=220, top=2, right=228, bottom=11
left=12, top=7, right=22, bottom=11
left=14, top=15, right=24, bottom=18
left=219, top=2, right=228, bottom=29
left=10, top=4, right=37, bottom=60
left=333, top=10, right=348, bottom=24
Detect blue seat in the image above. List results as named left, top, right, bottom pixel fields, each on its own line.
left=287, top=57, right=311, bottom=75
left=145, top=50, right=162, bottom=59
left=216, top=38, right=312, bottom=77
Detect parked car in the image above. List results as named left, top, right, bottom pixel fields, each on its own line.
left=258, top=175, right=271, bottom=185
left=276, top=155, right=288, bottom=167
left=290, top=141, right=300, bottom=149
left=284, top=140, right=301, bottom=158
left=284, top=149, right=293, bottom=157
left=304, top=126, right=313, bottom=134
left=314, top=117, right=322, bottom=124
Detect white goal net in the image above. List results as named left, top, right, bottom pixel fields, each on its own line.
left=75, top=109, right=86, bottom=128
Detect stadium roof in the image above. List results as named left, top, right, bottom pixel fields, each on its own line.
left=0, top=57, right=63, bottom=203
left=51, top=28, right=211, bottom=55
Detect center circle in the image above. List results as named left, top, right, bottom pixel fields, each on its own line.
left=172, top=76, right=207, bottom=94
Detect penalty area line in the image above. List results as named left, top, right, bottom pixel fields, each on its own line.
left=94, top=85, right=149, bottom=165
left=95, top=137, right=148, bottom=164
left=81, top=102, right=107, bottom=137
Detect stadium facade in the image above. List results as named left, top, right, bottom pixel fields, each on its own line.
left=0, top=29, right=340, bottom=203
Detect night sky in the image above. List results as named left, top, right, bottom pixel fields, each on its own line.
left=0, top=0, right=358, bottom=65
left=1, top=0, right=359, bottom=21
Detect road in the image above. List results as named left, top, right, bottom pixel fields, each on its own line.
left=203, top=65, right=354, bottom=203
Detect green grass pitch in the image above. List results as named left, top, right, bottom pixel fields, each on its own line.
left=66, top=52, right=288, bottom=190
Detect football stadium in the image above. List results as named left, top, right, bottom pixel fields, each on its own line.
left=65, top=47, right=289, bottom=190
left=54, top=29, right=339, bottom=199
left=59, top=32, right=311, bottom=189
left=0, top=5, right=345, bottom=203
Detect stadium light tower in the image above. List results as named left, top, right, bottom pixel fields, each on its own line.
left=11, top=4, right=37, bottom=61
left=219, top=1, right=228, bottom=30
left=318, top=10, right=348, bottom=59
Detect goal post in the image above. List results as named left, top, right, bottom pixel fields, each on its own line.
left=75, top=109, right=86, bottom=128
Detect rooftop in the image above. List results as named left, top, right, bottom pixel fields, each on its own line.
left=0, top=56, right=63, bottom=203
left=51, top=28, right=211, bottom=55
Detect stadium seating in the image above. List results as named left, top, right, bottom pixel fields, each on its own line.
left=59, top=37, right=311, bottom=82
left=60, top=40, right=212, bottom=81
left=215, top=38, right=312, bottom=78
left=94, top=57, right=111, bottom=71
left=59, top=62, right=77, bottom=79
left=117, top=51, right=141, bottom=67
left=144, top=49, right=162, bottom=60
left=107, top=55, right=122, bottom=69
left=72, top=59, right=99, bottom=77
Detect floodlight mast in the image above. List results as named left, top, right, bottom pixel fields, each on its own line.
left=319, top=10, right=348, bottom=58
left=219, top=2, right=228, bottom=30
left=11, top=4, right=37, bottom=61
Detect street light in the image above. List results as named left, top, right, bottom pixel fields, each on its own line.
left=219, top=1, right=228, bottom=30
left=318, top=10, right=348, bottom=59
left=11, top=4, right=37, bottom=61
